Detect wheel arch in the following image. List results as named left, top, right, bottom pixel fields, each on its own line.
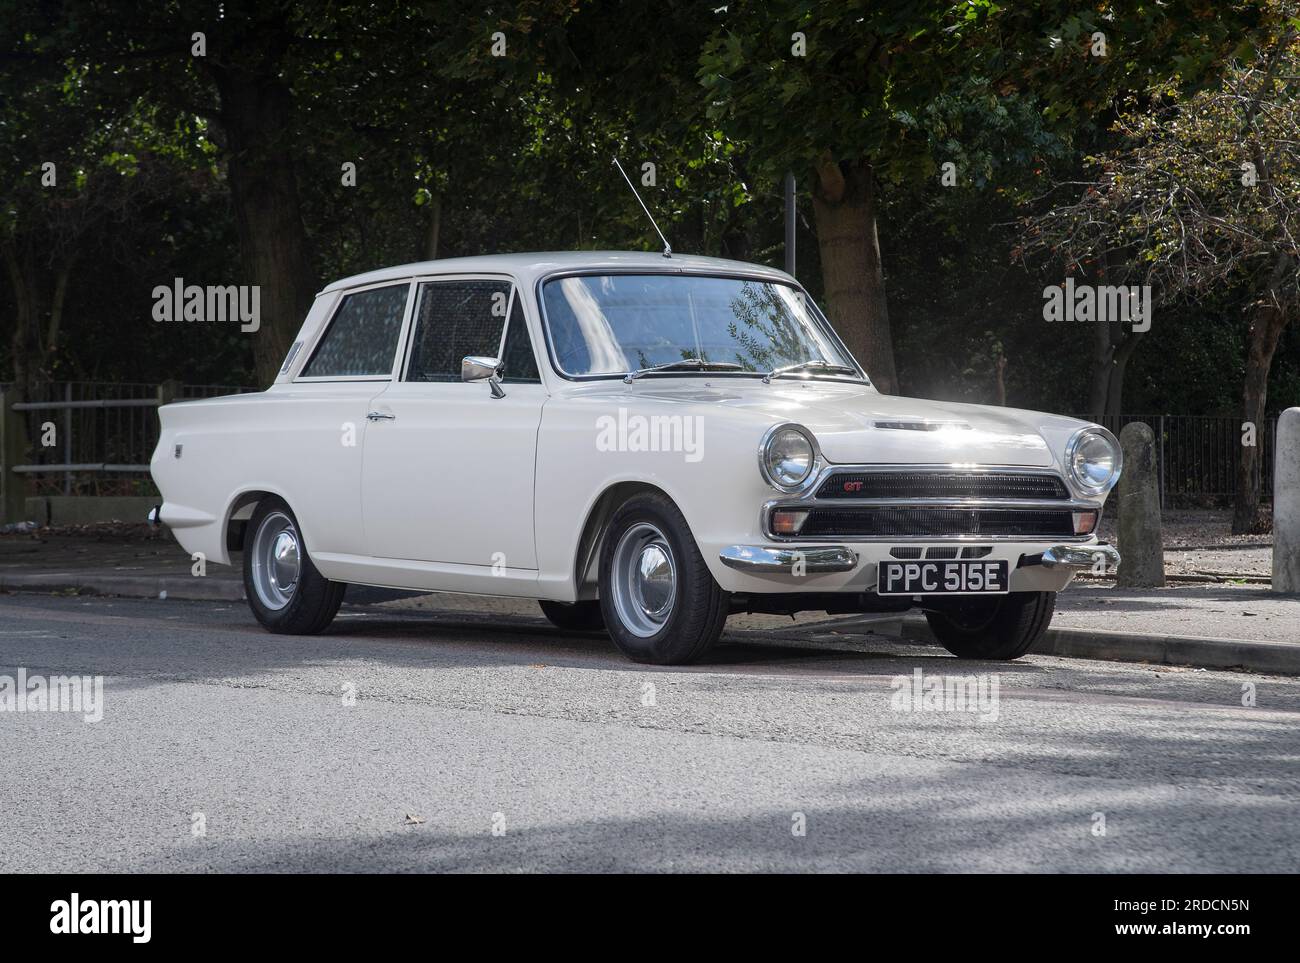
left=571, top=480, right=676, bottom=600
left=223, top=487, right=293, bottom=557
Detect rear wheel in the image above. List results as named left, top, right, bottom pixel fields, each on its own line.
left=924, top=591, right=1055, bottom=660
left=538, top=599, right=605, bottom=632
left=242, top=497, right=344, bottom=634
left=598, top=493, right=728, bottom=665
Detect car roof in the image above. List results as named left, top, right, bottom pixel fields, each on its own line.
left=319, top=251, right=797, bottom=294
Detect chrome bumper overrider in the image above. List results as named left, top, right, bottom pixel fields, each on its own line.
left=1037, top=543, right=1120, bottom=570
left=719, top=545, right=858, bottom=574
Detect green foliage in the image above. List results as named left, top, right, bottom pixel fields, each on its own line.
left=0, top=0, right=1293, bottom=414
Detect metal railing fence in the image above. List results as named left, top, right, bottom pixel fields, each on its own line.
left=1, top=381, right=257, bottom=500
left=1070, top=413, right=1277, bottom=507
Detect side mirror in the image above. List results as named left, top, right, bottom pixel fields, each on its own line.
left=462, top=356, right=505, bottom=398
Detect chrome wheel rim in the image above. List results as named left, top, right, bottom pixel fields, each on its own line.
left=251, top=511, right=300, bottom=610
left=610, top=522, right=677, bottom=638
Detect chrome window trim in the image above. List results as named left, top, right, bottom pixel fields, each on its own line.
left=532, top=268, right=869, bottom=384
left=294, top=279, right=415, bottom=383
left=397, top=273, right=517, bottom=383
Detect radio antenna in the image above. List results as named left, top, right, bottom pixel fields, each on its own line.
left=613, top=156, right=672, bottom=258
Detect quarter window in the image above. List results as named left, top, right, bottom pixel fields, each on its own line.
left=500, top=295, right=541, bottom=383
left=405, top=280, right=512, bottom=382
left=301, top=283, right=409, bottom=378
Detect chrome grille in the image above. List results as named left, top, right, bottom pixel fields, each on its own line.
left=815, top=470, right=1069, bottom=500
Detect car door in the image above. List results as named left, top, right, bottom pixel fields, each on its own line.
left=285, top=280, right=413, bottom=560
left=361, top=276, right=545, bottom=569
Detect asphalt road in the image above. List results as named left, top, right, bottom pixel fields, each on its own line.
left=1, top=591, right=1297, bottom=873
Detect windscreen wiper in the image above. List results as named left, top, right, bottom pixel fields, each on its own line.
left=623, top=358, right=744, bottom=383
left=763, top=360, right=860, bottom=384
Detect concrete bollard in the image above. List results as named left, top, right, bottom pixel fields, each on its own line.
left=1274, top=408, right=1300, bottom=593
left=1117, top=421, right=1165, bottom=588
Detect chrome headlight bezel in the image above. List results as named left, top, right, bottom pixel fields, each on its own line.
left=758, top=423, right=821, bottom=493
left=1064, top=426, right=1122, bottom=496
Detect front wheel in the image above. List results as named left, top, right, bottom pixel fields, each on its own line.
left=242, top=496, right=345, bottom=634
left=598, top=493, right=728, bottom=665
left=923, top=591, right=1055, bottom=660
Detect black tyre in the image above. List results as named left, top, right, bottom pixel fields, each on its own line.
left=598, top=493, right=728, bottom=665
left=242, top=496, right=345, bottom=634
left=924, top=591, right=1055, bottom=660
left=538, top=599, right=606, bottom=632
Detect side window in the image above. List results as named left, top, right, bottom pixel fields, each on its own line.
left=405, top=279, right=512, bottom=382
left=301, top=283, right=409, bottom=378
left=500, top=294, right=541, bottom=383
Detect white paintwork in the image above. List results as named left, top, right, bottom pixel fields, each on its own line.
left=151, top=251, right=1115, bottom=602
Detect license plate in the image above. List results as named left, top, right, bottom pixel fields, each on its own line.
left=878, top=559, right=1010, bottom=596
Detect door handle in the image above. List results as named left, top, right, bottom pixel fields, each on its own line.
left=366, top=411, right=396, bottom=422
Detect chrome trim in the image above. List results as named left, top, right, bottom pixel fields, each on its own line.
left=249, top=511, right=300, bottom=610
left=462, top=355, right=506, bottom=398
left=758, top=422, right=822, bottom=494
left=278, top=341, right=302, bottom=375
left=293, top=279, right=415, bottom=383
left=611, top=522, right=678, bottom=637
left=759, top=462, right=1102, bottom=542
left=719, top=544, right=858, bottom=574
left=1064, top=425, right=1123, bottom=497
left=789, top=496, right=1095, bottom=509
left=811, top=462, right=1072, bottom=483
left=1040, top=543, right=1121, bottom=570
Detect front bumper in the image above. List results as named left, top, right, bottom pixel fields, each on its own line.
left=1033, top=543, right=1120, bottom=570
left=715, top=541, right=1118, bottom=584
left=719, top=544, right=858, bottom=573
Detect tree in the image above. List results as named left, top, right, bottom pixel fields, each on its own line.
left=1020, top=17, right=1300, bottom=532
left=698, top=1, right=1276, bottom=393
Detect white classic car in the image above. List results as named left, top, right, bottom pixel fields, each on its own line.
left=150, top=252, right=1121, bottom=664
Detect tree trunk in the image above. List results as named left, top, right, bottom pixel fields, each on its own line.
left=210, top=64, right=317, bottom=387
left=1088, top=314, right=1112, bottom=417
left=1234, top=301, right=1289, bottom=534
left=810, top=155, right=897, bottom=393
left=423, top=192, right=442, bottom=260
left=1104, top=331, right=1143, bottom=418
left=3, top=241, right=38, bottom=391
left=45, top=259, right=73, bottom=367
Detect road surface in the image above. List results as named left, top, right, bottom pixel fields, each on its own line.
left=1, top=592, right=1296, bottom=872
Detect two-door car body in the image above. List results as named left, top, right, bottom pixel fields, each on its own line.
left=151, top=252, right=1121, bottom=664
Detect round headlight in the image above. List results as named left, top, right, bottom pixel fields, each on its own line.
left=761, top=425, right=817, bottom=491
left=1066, top=428, right=1121, bottom=494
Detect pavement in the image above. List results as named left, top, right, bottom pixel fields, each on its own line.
left=1, top=592, right=1297, bottom=873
